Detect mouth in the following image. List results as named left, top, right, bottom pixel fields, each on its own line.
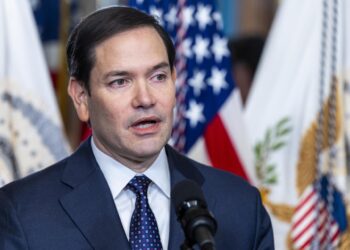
left=130, top=116, right=161, bottom=133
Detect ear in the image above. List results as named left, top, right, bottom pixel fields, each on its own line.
left=67, top=77, right=90, bottom=122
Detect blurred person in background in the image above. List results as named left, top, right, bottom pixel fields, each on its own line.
left=228, top=35, right=265, bottom=106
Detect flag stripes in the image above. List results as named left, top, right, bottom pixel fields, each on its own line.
left=291, top=178, right=341, bottom=249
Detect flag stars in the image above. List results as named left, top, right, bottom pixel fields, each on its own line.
left=213, top=11, right=223, bottom=29
left=211, top=34, right=229, bottom=62
left=149, top=6, right=163, bottom=26
left=182, top=38, right=193, bottom=58
left=131, top=1, right=234, bottom=151
left=164, top=6, right=177, bottom=29
left=208, top=67, right=228, bottom=94
left=193, top=35, right=210, bottom=63
left=185, top=101, right=205, bottom=128
left=189, top=70, right=206, bottom=96
left=195, top=4, right=213, bottom=30
left=183, top=5, right=195, bottom=29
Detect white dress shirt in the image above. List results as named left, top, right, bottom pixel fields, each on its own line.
left=91, top=138, right=171, bottom=249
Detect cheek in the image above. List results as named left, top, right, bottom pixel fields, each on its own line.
left=159, top=90, right=176, bottom=111
left=164, top=84, right=176, bottom=107
left=88, top=98, right=114, bottom=124
left=91, top=108, right=125, bottom=135
left=165, top=97, right=176, bottom=121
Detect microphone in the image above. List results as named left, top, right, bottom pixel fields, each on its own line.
left=172, top=180, right=217, bottom=250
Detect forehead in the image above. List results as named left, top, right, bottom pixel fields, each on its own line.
left=93, top=27, right=168, bottom=66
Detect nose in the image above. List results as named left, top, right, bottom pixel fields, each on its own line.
left=132, top=81, right=156, bottom=109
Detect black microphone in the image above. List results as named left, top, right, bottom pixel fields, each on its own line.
left=172, top=180, right=217, bottom=250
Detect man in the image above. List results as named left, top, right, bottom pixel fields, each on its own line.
left=0, top=6, right=274, bottom=250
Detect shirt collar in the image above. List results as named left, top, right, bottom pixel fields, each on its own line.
left=91, top=137, right=170, bottom=199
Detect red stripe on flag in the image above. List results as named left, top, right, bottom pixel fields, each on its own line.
left=331, top=228, right=340, bottom=243
left=293, top=217, right=316, bottom=242
left=318, top=217, right=331, bottom=245
left=292, top=198, right=317, bottom=229
left=295, top=189, right=315, bottom=211
left=204, top=114, right=249, bottom=181
left=319, top=221, right=338, bottom=247
left=299, top=234, right=314, bottom=250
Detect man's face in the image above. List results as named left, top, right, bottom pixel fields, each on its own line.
left=70, top=27, right=176, bottom=171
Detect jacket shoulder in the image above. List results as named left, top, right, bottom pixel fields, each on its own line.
left=165, top=144, right=256, bottom=196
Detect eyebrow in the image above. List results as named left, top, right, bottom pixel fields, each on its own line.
left=102, top=62, right=171, bottom=80
left=151, top=62, right=170, bottom=72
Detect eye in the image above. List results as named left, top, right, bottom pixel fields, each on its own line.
left=151, top=73, right=168, bottom=83
left=109, top=78, right=128, bottom=87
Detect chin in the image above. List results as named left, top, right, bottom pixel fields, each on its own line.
left=137, top=146, right=162, bottom=156
left=133, top=142, right=164, bottom=157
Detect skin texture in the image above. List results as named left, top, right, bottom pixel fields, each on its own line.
left=68, top=27, right=176, bottom=173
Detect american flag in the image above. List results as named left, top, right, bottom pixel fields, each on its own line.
left=291, top=175, right=347, bottom=249
left=129, top=0, right=249, bottom=179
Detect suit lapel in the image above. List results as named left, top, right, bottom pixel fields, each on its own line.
left=59, top=139, right=130, bottom=250
left=165, top=145, right=210, bottom=250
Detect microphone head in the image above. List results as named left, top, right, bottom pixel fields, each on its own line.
left=171, top=180, right=207, bottom=212
left=171, top=179, right=217, bottom=247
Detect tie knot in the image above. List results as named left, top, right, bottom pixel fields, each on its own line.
left=127, top=175, right=152, bottom=195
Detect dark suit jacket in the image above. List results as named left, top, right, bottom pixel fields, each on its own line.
left=0, top=139, right=274, bottom=250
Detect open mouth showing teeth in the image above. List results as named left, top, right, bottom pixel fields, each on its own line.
left=134, top=120, right=157, bottom=128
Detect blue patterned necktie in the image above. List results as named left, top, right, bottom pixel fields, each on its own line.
left=127, top=175, right=163, bottom=250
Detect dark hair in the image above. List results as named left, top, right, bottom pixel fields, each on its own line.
left=66, top=6, right=176, bottom=93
